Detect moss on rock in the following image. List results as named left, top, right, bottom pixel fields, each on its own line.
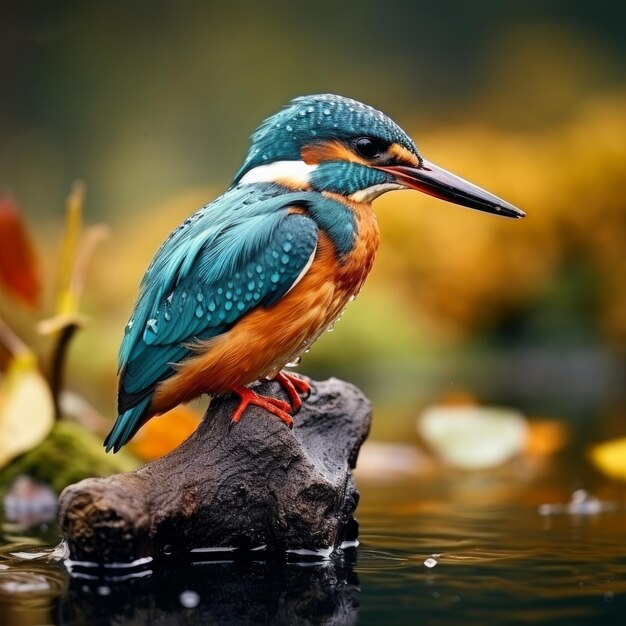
left=0, top=421, right=139, bottom=494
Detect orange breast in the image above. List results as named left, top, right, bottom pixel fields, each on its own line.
left=151, top=198, right=380, bottom=414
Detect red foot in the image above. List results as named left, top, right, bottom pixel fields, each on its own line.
left=231, top=386, right=294, bottom=428
left=274, top=371, right=312, bottom=412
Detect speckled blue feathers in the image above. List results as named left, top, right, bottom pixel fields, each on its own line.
left=233, top=94, right=417, bottom=184
left=105, top=183, right=357, bottom=452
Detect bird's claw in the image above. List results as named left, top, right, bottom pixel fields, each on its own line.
left=230, top=386, right=294, bottom=428
left=274, top=371, right=312, bottom=410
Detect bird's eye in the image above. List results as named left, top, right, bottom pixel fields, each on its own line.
left=354, top=137, right=387, bottom=159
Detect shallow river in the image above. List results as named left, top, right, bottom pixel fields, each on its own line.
left=0, top=452, right=625, bottom=625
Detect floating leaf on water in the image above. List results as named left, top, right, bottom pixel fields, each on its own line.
left=0, top=353, right=55, bottom=469
left=418, top=405, right=528, bottom=470
left=589, top=437, right=626, bottom=482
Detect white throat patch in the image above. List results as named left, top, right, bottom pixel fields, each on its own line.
left=349, top=183, right=404, bottom=203
left=238, top=160, right=318, bottom=186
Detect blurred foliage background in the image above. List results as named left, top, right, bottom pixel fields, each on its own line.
left=1, top=0, right=625, bottom=450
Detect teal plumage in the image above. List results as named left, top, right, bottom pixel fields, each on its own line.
left=106, top=183, right=356, bottom=452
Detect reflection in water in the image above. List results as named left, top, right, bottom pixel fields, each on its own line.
left=60, top=556, right=360, bottom=626
left=0, top=545, right=360, bottom=626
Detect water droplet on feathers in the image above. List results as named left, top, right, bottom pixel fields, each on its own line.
left=286, top=124, right=293, bottom=132
left=286, top=356, right=302, bottom=367
left=323, top=108, right=331, bottom=115
left=424, top=557, right=438, bottom=568
left=270, top=273, right=280, bottom=284
left=195, top=306, right=204, bottom=318
left=224, top=301, right=233, bottom=311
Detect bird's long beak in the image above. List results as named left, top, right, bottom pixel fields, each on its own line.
left=375, top=160, right=525, bottom=219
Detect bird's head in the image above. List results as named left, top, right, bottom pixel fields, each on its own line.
left=233, top=94, right=524, bottom=219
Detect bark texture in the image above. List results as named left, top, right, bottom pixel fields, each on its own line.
left=59, top=377, right=371, bottom=564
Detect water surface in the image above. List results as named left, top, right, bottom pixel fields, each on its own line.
left=1, top=456, right=624, bottom=625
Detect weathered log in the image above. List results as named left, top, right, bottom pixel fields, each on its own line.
left=59, top=377, right=371, bottom=564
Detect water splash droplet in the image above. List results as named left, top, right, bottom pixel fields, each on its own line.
left=179, top=590, right=201, bottom=608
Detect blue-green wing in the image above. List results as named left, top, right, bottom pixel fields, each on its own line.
left=105, top=185, right=319, bottom=452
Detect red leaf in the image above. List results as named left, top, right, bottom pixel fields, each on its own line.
left=0, top=193, right=41, bottom=308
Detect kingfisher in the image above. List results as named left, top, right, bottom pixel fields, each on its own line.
left=104, top=94, right=524, bottom=453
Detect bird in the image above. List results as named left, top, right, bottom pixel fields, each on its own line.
left=104, top=94, right=524, bottom=453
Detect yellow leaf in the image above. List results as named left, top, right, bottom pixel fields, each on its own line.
left=129, top=405, right=201, bottom=461
left=589, top=437, right=626, bottom=481
left=56, top=181, right=85, bottom=316
left=0, top=353, right=55, bottom=468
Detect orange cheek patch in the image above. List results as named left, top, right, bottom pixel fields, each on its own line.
left=389, top=143, right=420, bottom=167
left=301, top=140, right=368, bottom=166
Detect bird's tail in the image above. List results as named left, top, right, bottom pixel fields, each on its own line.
left=104, top=395, right=152, bottom=453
